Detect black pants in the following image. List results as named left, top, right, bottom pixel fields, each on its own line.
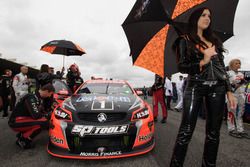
left=166, top=96, right=172, bottom=109
left=1, top=96, right=9, bottom=116
left=170, top=83, right=226, bottom=167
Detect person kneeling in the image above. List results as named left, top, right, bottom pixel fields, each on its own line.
left=8, top=84, right=55, bottom=149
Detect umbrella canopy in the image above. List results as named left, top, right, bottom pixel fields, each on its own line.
left=40, top=40, right=86, bottom=67
left=122, top=0, right=239, bottom=77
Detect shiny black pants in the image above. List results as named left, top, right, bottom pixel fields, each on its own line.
left=170, top=83, right=226, bottom=167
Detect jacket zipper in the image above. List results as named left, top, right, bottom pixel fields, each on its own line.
left=210, top=61, right=215, bottom=80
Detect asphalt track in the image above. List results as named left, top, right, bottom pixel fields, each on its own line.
left=1, top=97, right=249, bottom=167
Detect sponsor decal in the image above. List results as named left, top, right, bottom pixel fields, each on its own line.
left=55, top=109, right=69, bottom=119
left=135, top=0, right=151, bottom=19
left=31, top=102, right=39, bottom=113
left=50, top=135, right=64, bottom=144
left=71, top=125, right=129, bottom=137
left=76, top=96, right=131, bottom=103
left=138, top=133, right=153, bottom=142
left=92, top=100, right=114, bottom=110
left=80, top=151, right=122, bottom=157
left=134, top=109, right=149, bottom=119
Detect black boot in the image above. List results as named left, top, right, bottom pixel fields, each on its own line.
left=16, top=137, right=33, bottom=149
left=161, top=117, right=167, bottom=123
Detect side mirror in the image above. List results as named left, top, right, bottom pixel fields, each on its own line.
left=136, top=90, right=143, bottom=96
left=58, top=90, right=69, bottom=96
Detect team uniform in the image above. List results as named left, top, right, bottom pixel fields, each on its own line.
left=8, top=93, right=49, bottom=148
left=152, top=75, right=167, bottom=122
left=12, top=73, right=29, bottom=104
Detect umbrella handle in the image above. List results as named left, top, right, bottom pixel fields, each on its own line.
left=62, top=55, right=65, bottom=69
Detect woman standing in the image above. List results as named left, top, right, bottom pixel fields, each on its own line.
left=66, top=64, right=84, bottom=93
left=170, top=8, right=236, bottom=167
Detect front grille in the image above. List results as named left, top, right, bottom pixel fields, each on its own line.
left=77, top=112, right=127, bottom=123
left=65, top=123, right=137, bottom=154
left=67, top=135, right=136, bottom=153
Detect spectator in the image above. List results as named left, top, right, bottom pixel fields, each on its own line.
left=55, top=69, right=64, bottom=79
left=227, top=59, right=250, bottom=139
left=164, top=75, right=173, bottom=110
left=8, top=83, right=55, bottom=149
left=0, top=69, right=13, bottom=118
left=49, top=66, right=64, bottom=79
left=142, top=86, right=147, bottom=100
left=152, top=74, right=167, bottom=123
left=172, top=82, right=178, bottom=103
left=174, top=75, right=184, bottom=112
left=12, top=66, right=29, bottom=104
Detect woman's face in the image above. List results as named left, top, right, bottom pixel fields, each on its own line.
left=232, top=61, right=241, bottom=71
left=197, top=9, right=211, bottom=31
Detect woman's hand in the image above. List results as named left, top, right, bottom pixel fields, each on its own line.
left=227, top=91, right=237, bottom=109
left=202, top=46, right=217, bottom=64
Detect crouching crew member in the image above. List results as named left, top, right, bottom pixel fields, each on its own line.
left=8, top=84, right=55, bottom=149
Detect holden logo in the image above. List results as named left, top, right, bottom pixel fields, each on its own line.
left=97, top=113, right=107, bottom=123
left=97, top=147, right=106, bottom=153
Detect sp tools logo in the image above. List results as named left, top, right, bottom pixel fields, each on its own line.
left=71, top=125, right=129, bottom=137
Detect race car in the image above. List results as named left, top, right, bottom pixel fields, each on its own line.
left=48, top=79, right=155, bottom=159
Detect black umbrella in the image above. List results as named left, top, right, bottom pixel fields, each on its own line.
left=41, top=40, right=86, bottom=67
left=122, top=0, right=239, bottom=77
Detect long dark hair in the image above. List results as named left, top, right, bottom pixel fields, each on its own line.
left=40, top=64, right=49, bottom=73
left=187, top=7, right=225, bottom=53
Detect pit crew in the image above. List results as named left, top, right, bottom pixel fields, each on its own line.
left=8, top=84, right=55, bottom=149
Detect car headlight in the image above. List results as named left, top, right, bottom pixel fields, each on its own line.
left=54, top=107, right=71, bottom=120
left=132, top=108, right=149, bottom=120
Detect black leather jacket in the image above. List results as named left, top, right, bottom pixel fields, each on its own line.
left=176, top=36, right=232, bottom=92
left=36, top=72, right=54, bottom=89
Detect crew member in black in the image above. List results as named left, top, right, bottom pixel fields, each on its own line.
left=8, top=84, right=55, bottom=149
left=0, top=69, right=13, bottom=118
left=66, top=64, right=84, bottom=92
left=36, top=64, right=60, bottom=113
left=170, top=8, right=236, bottom=167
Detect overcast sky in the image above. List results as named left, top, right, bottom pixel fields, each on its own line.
left=0, top=0, right=249, bottom=87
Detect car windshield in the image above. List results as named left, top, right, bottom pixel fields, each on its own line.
left=77, top=83, right=133, bottom=95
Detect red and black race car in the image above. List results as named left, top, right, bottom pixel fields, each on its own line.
left=49, top=79, right=155, bottom=159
